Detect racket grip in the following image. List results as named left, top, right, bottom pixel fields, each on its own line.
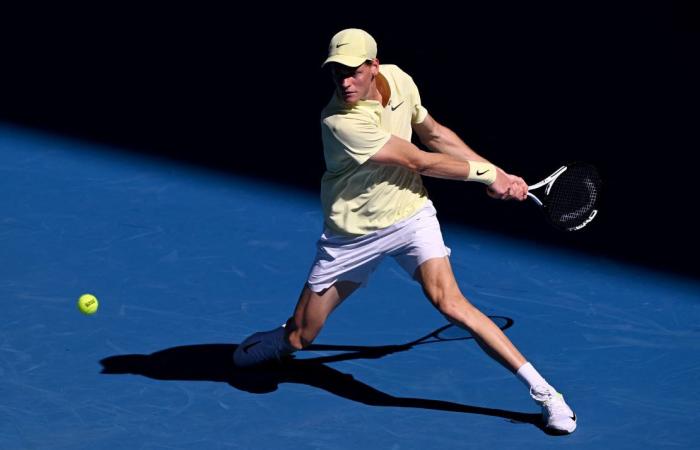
left=527, top=192, right=543, bottom=207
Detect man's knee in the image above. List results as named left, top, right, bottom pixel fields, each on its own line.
left=421, top=275, right=462, bottom=310
left=423, top=288, right=473, bottom=325
left=419, top=277, right=476, bottom=324
left=416, top=258, right=473, bottom=317
left=438, top=298, right=479, bottom=327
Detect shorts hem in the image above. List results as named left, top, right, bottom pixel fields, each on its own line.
left=306, top=278, right=366, bottom=293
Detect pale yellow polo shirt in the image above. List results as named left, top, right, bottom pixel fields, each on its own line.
left=320, top=64, right=429, bottom=236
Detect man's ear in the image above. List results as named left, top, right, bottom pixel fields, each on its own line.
left=370, top=59, right=380, bottom=78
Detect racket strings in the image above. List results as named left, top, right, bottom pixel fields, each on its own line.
left=545, top=164, right=601, bottom=230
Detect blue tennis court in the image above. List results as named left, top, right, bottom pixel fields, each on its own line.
left=2, top=125, right=699, bottom=449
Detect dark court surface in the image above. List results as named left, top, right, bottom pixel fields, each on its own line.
left=2, top=125, right=699, bottom=449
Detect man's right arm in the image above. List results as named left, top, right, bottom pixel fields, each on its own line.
left=369, top=135, right=527, bottom=201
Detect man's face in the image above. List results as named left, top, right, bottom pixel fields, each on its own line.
left=330, top=61, right=377, bottom=104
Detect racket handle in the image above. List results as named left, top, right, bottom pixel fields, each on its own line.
left=527, top=192, right=543, bottom=207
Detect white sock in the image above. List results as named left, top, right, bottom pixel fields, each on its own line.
left=516, top=362, right=552, bottom=391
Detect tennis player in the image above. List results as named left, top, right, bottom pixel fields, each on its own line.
left=234, top=28, right=577, bottom=434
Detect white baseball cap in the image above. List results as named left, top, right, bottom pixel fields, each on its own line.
left=322, top=28, right=377, bottom=67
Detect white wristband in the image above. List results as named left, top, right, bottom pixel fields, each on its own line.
left=466, top=161, right=497, bottom=185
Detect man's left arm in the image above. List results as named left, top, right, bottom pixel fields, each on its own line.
left=413, top=114, right=489, bottom=163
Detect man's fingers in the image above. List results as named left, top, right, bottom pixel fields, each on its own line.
left=487, top=173, right=529, bottom=201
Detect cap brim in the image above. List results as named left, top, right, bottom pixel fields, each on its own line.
left=321, top=54, right=367, bottom=68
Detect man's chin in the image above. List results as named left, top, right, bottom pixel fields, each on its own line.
left=336, top=91, right=361, bottom=105
left=340, top=92, right=360, bottom=103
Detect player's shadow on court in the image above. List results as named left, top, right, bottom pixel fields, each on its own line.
left=100, top=318, right=548, bottom=433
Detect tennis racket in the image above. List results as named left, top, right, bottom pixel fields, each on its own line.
left=527, top=162, right=602, bottom=231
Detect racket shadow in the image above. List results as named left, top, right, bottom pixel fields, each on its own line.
left=99, top=317, right=549, bottom=433
left=302, top=315, right=514, bottom=364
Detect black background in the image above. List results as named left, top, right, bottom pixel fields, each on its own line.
left=2, top=3, right=698, bottom=278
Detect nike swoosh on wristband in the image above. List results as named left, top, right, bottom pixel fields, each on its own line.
left=476, top=169, right=490, bottom=176
left=390, top=101, right=404, bottom=111
left=242, top=340, right=262, bottom=353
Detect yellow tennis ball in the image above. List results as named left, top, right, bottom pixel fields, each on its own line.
left=77, top=293, right=99, bottom=315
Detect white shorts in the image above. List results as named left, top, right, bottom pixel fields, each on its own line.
left=306, top=200, right=451, bottom=292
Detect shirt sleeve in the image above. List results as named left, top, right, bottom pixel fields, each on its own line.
left=409, top=77, right=429, bottom=125
left=323, top=115, right=391, bottom=165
